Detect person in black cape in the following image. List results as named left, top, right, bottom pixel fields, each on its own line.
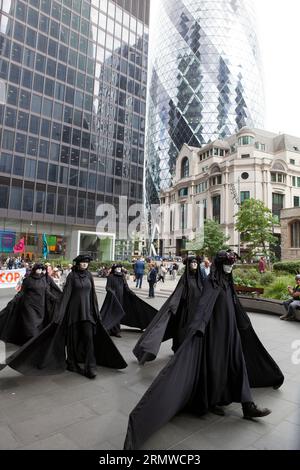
left=0, top=255, right=127, bottom=379
left=0, top=263, right=60, bottom=346
left=101, top=263, right=157, bottom=337
left=43, top=264, right=63, bottom=324
left=124, top=250, right=284, bottom=450
left=133, top=256, right=207, bottom=364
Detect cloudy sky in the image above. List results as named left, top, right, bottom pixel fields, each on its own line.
left=254, top=0, right=300, bottom=136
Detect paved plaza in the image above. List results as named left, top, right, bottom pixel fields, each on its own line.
left=0, top=278, right=300, bottom=450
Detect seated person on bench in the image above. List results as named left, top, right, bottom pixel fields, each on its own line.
left=280, top=275, right=300, bottom=321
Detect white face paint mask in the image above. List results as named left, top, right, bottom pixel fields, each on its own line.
left=79, top=262, right=89, bottom=270
left=223, top=265, right=233, bottom=274
left=35, top=269, right=43, bottom=275
left=115, top=267, right=122, bottom=274
left=189, top=261, right=198, bottom=271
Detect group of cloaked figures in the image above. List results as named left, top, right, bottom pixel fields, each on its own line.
left=0, top=251, right=284, bottom=450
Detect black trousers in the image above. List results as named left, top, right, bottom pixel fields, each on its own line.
left=148, top=282, right=155, bottom=297
left=67, top=321, right=96, bottom=371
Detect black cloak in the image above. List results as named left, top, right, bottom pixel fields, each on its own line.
left=0, top=273, right=60, bottom=346
left=0, top=270, right=127, bottom=375
left=101, top=272, right=157, bottom=333
left=124, top=270, right=284, bottom=450
left=133, top=258, right=206, bottom=364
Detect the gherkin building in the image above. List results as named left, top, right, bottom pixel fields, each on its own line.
left=146, top=0, right=265, bottom=204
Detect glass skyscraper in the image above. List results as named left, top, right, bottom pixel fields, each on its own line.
left=0, top=0, right=150, bottom=260
left=146, top=0, right=265, bottom=204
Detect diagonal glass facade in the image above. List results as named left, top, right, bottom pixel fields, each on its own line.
left=0, top=0, right=149, bottom=228
left=146, top=0, right=265, bottom=204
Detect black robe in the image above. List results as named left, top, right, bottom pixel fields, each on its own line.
left=101, top=273, right=157, bottom=333
left=0, top=274, right=59, bottom=346
left=124, top=277, right=284, bottom=450
left=45, top=275, right=63, bottom=324
left=0, top=270, right=127, bottom=375
left=133, top=266, right=206, bottom=364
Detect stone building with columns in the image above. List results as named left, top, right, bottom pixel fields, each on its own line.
left=159, top=127, right=300, bottom=257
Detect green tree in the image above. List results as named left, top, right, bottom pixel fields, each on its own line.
left=235, top=199, right=277, bottom=257
left=186, top=219, right=230, bottom=258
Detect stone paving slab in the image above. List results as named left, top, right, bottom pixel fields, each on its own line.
left=0, top=289, right=300, bottom=450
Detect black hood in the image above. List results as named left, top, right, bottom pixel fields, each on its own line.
left=182, top=256, right=205, bottom=298
left=210, top=250, right=239, bottom=289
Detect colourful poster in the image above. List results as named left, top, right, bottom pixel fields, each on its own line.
left=0, top=231, right=16, bottom=253
left=13, top=238, right=25, bottom=254
left=46, top=235, right=57, bottom=252
left=0, top=269, right=26, bottom=289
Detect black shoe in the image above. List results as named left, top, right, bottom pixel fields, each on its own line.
left=280, top=314, right=295, bottom=321
left=84, top=368, right=97, bottom=379
left=209, top=406, right=225, bottom=416
left=242, top=402, right=271, bottom=419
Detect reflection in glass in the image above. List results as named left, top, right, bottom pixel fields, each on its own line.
left=146, top=0, right=265, bottom=204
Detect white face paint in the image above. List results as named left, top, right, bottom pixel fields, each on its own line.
left=79, top=262, right=89, bottom=270
left=115, top=267, right=122, bottom=273
left=190, top=261, right=198, bottom=271
left=35, top=269, right=43, bottom=275
left=223, top=265, right=233, bottom=274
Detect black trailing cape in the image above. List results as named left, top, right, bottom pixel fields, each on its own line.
left=124, top=277, right=284, bottom=450
left=0, top=274, right=60, bottom=346
left=133, top=265, right=206, bottom=364
left=0, top=271, right=127, bottom=374
left=101, top=273, right=157, bottom=332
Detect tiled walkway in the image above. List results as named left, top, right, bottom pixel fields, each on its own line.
left=0, top=284, right=299, bottom=450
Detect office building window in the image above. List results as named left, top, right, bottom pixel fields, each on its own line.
left=0, top=184, right=9, bottom=208
left=240, top=191, right=250, bottom=204
left=271, top=172, right=286, bottom=184
left=46, top=191, right=56, bottom=214
left=0, top=153, right=12, bottom=174
left=178, top=187, right=188, bottom=197
left=10, top=185, right=22, bottom=210
left=35, top=190, right=45, bottom=213
left=272, top=193, right=284, bottom=223
left=291, top=221, right=300, bottom=248
left=13, top=156, right=25, bottom=176
left=25, top=159, right=36, bottom=179
left=212, top=195, right=221, bottom=224
left=22, top=188, right=34, bottom=212
left=180, top=204, right=187, bottom=230
left=67, top=194, right=76, bottom=217
left=57, top=193, right=66, bottom=216
left=203, top=199, right=207, bottom=220
left=238, top=135, right=254, bottom=146
left=181, top=157, right=189, bottom=178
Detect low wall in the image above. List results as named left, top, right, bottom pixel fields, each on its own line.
left=239, top=296, right=300, bottom=321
